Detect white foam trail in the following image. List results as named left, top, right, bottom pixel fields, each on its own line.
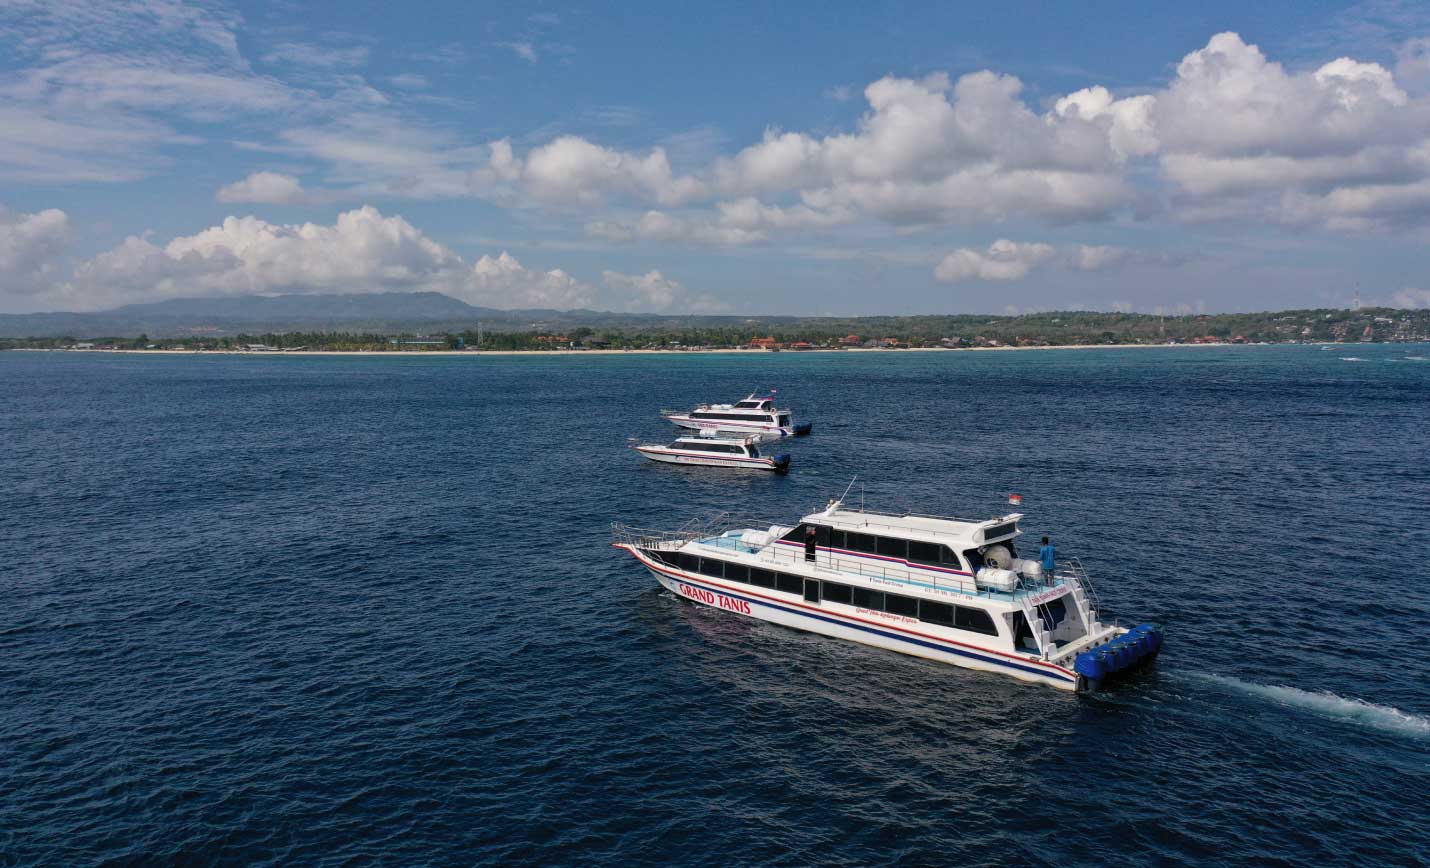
left=1198, top=674, right=1430, bottom=739
left=1340, top=357, right=1366, bottom=362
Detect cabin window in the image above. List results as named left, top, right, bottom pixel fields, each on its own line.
left=919, top=599, right=954, bottom=626
left=828, top=529, right=846, bottom=549
left=767, top=415, right=777, bottom=422
left=698, top=558, right=724, bottom=578
left=877, top=536, right=907, bottom=559
left=846, top=532, right=877, bottom=553
left=678, top=552, right=699, bottom=573
left=690, top=411, right=768, bottom=421
left=851, top=587, right=884, bottom=610
left=955, top=606, right=999, bottom=636
left=703, top=443, right=742, bottom=454
left=982, top=522, right=1017, bottom=542
left=907, top=541, right=944, bottom=566
left=1035, top=598, right=1068, bottom=630
left=803, top=579, right=820, bottom=603
left=776, top=573, right=804, bottom=595
left=749, top=568, right=777, bottom=589
left=724, top=563, right=749, bottom=583
left=778, top=414, right=790, bottom=426
left=885, top=593, right=919, bottom=618
left=822, top=582, right=853, bottom=605
left=780, top=524, right=807, bottom=543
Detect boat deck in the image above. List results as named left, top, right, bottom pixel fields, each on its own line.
left=695, top=530, right=1071, bottom=604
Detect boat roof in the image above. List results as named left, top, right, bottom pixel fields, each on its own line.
left=801, top=503, right=1023, bottom=547
left=696, top=391, right=787, bottom=411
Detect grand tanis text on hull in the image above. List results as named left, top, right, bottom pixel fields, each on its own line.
left=613, top=499, right=1162, bottom=692
left=661, top=392, right=812, bottom=439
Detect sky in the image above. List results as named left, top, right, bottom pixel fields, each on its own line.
left=1, top=0, right=1429, bottom=315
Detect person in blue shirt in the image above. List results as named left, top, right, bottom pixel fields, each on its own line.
left=1039, top=536, right=1057, bottom=578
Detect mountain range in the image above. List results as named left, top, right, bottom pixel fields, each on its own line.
left=0, top=292, right=781, bottom=338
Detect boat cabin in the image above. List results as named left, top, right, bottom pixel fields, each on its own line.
left=670, top=436, right=765, bottom=458
left=775, top=506, right=1025, bottom=576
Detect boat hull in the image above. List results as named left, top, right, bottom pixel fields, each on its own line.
left=636, top=446, right=789, bottom=472
left=636, top=554, right=1078, bottom=691
left=665, top=415, right=796, bottom=439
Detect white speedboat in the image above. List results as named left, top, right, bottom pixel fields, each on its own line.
left=633, top=434, right=791, bottom=473
left=613, top=496, right=1162, bottom=692
left=661, top=392, right=812, bottom=439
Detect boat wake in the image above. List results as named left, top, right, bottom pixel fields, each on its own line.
left=1404, top=355, right=1427, bottom=361
left=1196, top=674, right=1429, bottom=739
left=1339, top=357, right=1366, bottom=362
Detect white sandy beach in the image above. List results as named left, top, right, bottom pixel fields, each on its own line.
left=16, top=342, right=1265, bottom=357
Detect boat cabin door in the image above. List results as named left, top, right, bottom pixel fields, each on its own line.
left=1010, top=611, right=1038, bottom=653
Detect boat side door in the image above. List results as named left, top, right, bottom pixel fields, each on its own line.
left=803, top=578, right=820, bottom=603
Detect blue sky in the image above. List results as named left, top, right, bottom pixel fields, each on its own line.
left=1, top=0, right=1428, bottom=314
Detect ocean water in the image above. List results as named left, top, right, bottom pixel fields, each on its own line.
left=2, top=345, right=1427, bottom=867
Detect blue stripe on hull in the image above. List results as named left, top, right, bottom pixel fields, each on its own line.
left=651, top=566, right=1075, bottom=686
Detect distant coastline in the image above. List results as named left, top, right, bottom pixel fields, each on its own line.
left=11, top=342, right=1319, bottom=357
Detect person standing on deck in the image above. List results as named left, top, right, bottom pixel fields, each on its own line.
left=804, top=525, right=818, bottom=562
left=1039, top=536, right=1057, bottom=580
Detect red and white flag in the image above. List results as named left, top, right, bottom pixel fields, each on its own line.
left=1008, top=494, right=1023, bottom=505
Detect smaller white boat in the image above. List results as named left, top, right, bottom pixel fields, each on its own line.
left=661, top=391, right=812, bottom=439
left=634, top=433, right=791, bottom=473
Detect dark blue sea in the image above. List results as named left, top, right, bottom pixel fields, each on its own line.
left=2, top=345, right=1428, bottom=867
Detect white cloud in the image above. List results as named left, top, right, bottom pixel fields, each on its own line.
left=601, top=269, right=728, bottom=313
left=262, top=42, right=370, bottom=69
left=216, top=171, right=308, bottom=204
left=934, top=239, right=1056, bottom=282
left=1391, top=287, right=1430, bottom=308
left=585, top=210, right=765, bottom=246
left=10, top=205, right=609, bottom=312
left=469, top=251, right=594, bottom=308
left=66, top=206, right=466, bottom=309
left=1054, top=87, right=1158, bottom=160
left=0, top=205, right=71, bottom=295
left=520, top=136, right=706, bottom=207
left=1074, top=244, right=1129, bottom=270
left=709, top=71, right=1131, bottom=225
left=498, top=41, right=539, bottom=63
left=1149, top=32, right=1430, bottom=228
left=386, top=73, right=429, bottom=90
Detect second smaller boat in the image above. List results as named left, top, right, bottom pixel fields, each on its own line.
left=634, top=433, right=791, bottom=473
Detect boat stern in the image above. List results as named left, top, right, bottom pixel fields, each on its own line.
left=1072, top=623, right=1165, bottom=691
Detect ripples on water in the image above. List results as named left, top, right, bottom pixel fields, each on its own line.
left=1, top=345, right=1427, bottom=866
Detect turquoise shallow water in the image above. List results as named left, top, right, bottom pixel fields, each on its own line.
left=2, top=345, right=1427, bottom=866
